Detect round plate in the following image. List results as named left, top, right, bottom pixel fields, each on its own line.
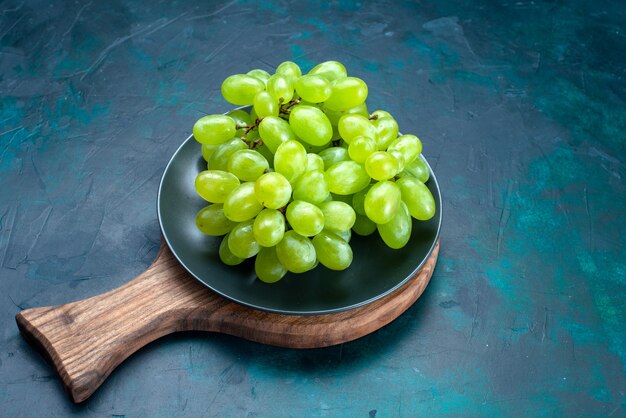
left=158, top=135, right=442, bottom=315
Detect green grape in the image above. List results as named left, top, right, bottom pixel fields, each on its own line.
left=348, top=136, right=377, bottom=163
left=352, top=214, right=377, bottom=236
left=306, top=153, right=325, bottom=172
left=351, top=185, right=372, bottom=215
left=223, top=182, right=264, bottom=222
left=364, top=151, right=400, bottom=181
left=372, top=116, right=399, bottom=150
left=377, top=201, right=412, bottom=249
left=255, top=246, right=288, bottom=283
left=289, top=105, right=333, bottom=146
left=396, top=177, right=436, bottom=220
left=292, top=170, right=330, bottom=204
left=325, top=161, right=371, bottom=195
left=249, top=106, right=258, bottom=122
left=254, top=172, right=292, bottom=209
left=276, top=230, right=317, bottom=273
left=227, top=149, right=269, bottom=182
left=227, top=220, right=260, bottom=258
left=258, top=116, right=296, bottom=153
left=201, top=143, right=219, bottom=162
left=195, top=170, right=240, bottom=203
left=246, top=69, right=271, bottom=85
left=387, top=134, right=422, bottom=165
left=335, top=229, right=351, bottom=242
left=364, top=180, right=401, bottom=224
left=274, top=139, right=307, bottom=182
left=370, top=110, right=393, bottom=120
left=253, top=91, right=279, bottom=117
left=295, top=74, right=332, bottom=103
left=330, top=193, right=353, bottom=204
left=337, top=114, right=378, bottom=144
left=208, top=138, right=247, bottom=171
left=402, top=157, right=430, bottom=183
left=323, top=102, right=369, bottom=126
left=227, top=109, right=253, bottom=128
left=312, top=231, right=353, bottom=271
left=193, top=115, right=236, bottom=145
left=318, top=201, right=356, bottom=232
left=276, top=61, right=302, bottom=84
left=387, top=149, right=406, bottom=172
left=253, top=208, right=285, bottom=247
left=221, top=74, right=265, bottom=106
left=286, top=200, right=325, bottom=237
left=324, top=77, right=368, bottom=111
left=196, top=204, right=237, bottom=236
left=319, top=147, right=349, bottom=170
left=256, top=143, right=275, bottom=168
left=299, top=141, right=330, bottom=154
left=266, top=74, right=294, bottom=103
left=219, top=233, right=244, bottom=266
left=308, top=60, right=347, bottom=82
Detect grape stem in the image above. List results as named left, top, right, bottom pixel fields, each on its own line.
left=368, top=114, right=379, bottom=121
left=278, top=98, right=301, bottom=116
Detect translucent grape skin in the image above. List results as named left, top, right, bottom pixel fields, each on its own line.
left=323, top=102, right=369, bottom=126
left=351, top=185, right=372, bottom=216
left=286, top=200, right=325, bottom=237
left=292, top=170, right=330, bottom=204
left=227, top=220, right=260, bottom=259
left=193, top=115, right=236, bottom=145
left=295, top=74, right=332, bottom=103
left=254, top=172, right=292, bottom=209
left=219, top=233, right=244, bottom=266
left=201, top=143, right=219, bottom=162
left=253, top=91, right=279, bottom=118
left=352, top=213, right=377, bottom=236
left=308, top=60, right=347, bottom=82
left=338, top=114, right=378, bottom=144
left=319, top=147, right=350, bottom=170
left=208, top=138, right=247, bottom=171
left=255, top=246, right=288, bottom=283
left=227, top=109, right=253, bottom=129
left=402, top=157, right=430, bottom=183
left=348, top=136, right=377, bottom=163
left=223, top=182, right=264, bottom=222
left=246, top=69, right=271, bottom=85
left=364, top=151, right=401, bottom=181
left=221, top=74, right=265, bottom=106
left=196, top=204, right=237, bottom=236
left=274, top=139, right=307, bottom=182
left=267, top=74, right=294, bottom=103
left=325, top=161, right=371, bottom=195
left=312, top=231, right=353, bottom=271
left=377, top=201, right=412, bottom=249
left=276, top=61, right=302, bottom=84
left=387, top=134, right=422, bottom=166
left=289, top=105, right=333, bottom=146
left=253, top=209, right=285, bottom=247
left=276, top=230, right=317, bottom=273
left=319, top=201, right=356, bottom=232
left=364, top=180, right=402, bottom=224
left=227, top=149, right=269, bottom=182
left=258, top=116, right=297, bottom=153
left=324, top=77, right=368, bottom=111
left=372, top=115, right=399, bottom=150
left=306, top=153, right=325, bottom=172
left=396, top=177, right=436, bottom=220
left=195, top=170, right=240, bottom=203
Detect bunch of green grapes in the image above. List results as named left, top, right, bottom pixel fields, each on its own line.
left=193, top=60, right=436, bottom=283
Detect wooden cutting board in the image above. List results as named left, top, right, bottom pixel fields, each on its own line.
left=16, top=239, right=439, bottom=403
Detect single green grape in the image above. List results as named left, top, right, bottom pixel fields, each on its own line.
left=308, top=60, right=347, bottom=82
left=348, top=136, right=377, bottom=163
left=201, top=143, right=219, bottom=162
left=254, top=172, right=292, bottom=209
left=335, top=228, right=351, bottom=242
left=276, top=61, right=302, bottom=84
left=377, top=201, right=412, bottom=249
left=372, top=116, right=399, bottom=150
left=227, top=109, right=253, bottom=128
left=352, top=213, right=377, bottom=236
left=387, top=134, right=422, bottom=166
left=193, top=115, right=236, bottom=145
left=219, top=233, right=244, bottom=266
left=276, top=230, right=317, bottom=273
left=227, top=220, right=260, bottom=258
left=274, top=139, right=307, bottom=182
left=364, top=151, right=400, bottom=181
left=325, top=161, right=371, bottom=195
left=256, top=143, right=275, bottom=168
left=351, top=185, right=372, bottom=216
left=337, top=114, right=378, bottom=144
left=295, top=74, right=332, bottom=103
left=289, top=105, right=333, bottom=146
left=286, top=200, right=325, bottom=237
left=401, top=157, right=430, bottom=183
left=253, top=91, right=279, bottom=118
left=255, top=246, right=288, bottom=283
left=221, top=74, right=265, bottom=106
left=195, top=204, right=237, bottom=236
left=246, top=69, right=271, bottom=85
left=266, top=74, right=294, bottom=103
left=258, top=116, right=296, bottom=153
left=370, top=110, right=394, bottom=120
left=306, top=153, right=325, bottom=172
left=323, top=102, right=369, bottom=126
left=312, top=231, right=353, bottom=271
left=227, top=149, right=269, bottom=182
left=396, top=177, right=436, bottom=220
left=292, top=170, right=330, bottom=204
left=318, top=201, right=356, bottom=232
left=208, top=138, right=247, bottom=171
left=195, top=170, right=240, bottom=203
left=318, top=147, right=350, bottom=170
left=324, top=77, right=368, bottom=111
left=253, top=208, right=285, bottom=247
left=223, top=182, right=264, bottom=222
left=364, top=180, right=401, bottom=224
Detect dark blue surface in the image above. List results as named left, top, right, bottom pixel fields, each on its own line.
left=1, top=1, right=625, bottom=416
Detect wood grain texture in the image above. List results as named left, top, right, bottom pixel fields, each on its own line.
left=16, top=240, right=439, bottom=403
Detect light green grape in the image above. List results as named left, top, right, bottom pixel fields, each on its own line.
left=221, top=74, right=265, bottom=106
left=219, top=233, right=244, bottom=265
left=256, top=143, right=274, bottom=168
left=227, top=220, right=260, bottom=258
left=351, top=185, right=372, bottom=215
left=337, top=114, right=378, bottom=144
left=387, top=149, right=406, bottom=172
left=227, top=149, right=269, bottom=182
left=370, top=110, right=393, bottom=120
left=276, top=61, right=302, bottom=84
left=292, top=170, right=330, bottom=204
left=348, top=136, right=377, bottom=163
left=377, top=201, right=412, bottom=249
left=253, top=91, right=279, bottom=117
left=289, top=105, right=333, bottom=146
left=323, top=102, right=369, bottom=126
left=253, top=209, right=285, bottom=247
left=274, top=139, right=307, bottom=182
left=223, top=182, right=263, bottom=222
left=255, top=246, right=288, bottom=283
left=201, top=143, right=219, bottom=162
left=324, top=77, right=368, bottom=111
left=246, top=69, right=271, bottom=85
left=286, top=200, right=325, bottom=237
left=254, top=172, right=292, bottom=209
left=266, top=74, right=294, bottom=103
left=372, top=116, right=399, bottom=150
left=352, top=213, right=377, bottom=236
left=208, top=138, right=247, bottom=171
left=308, top=60, right=347, bottom=82
left=387, top=134, right=422, bottom=165
left=195, top=170, right=240, bottom=203
left=325, top=161, right=371, bottom=195
left=312, top=231, right=353, bottom=271
left=306, top=153, right=325, bottom=172
left=276, top=230, right=317, bottom=273
left=227, top=109, right=253, bottom=128
left=196, top=204, right=237, bottom=236
left=258, top=116, right=296, bottom=153
left=396, top=177, right=436, bottom=220
left=193, top=115, right=236, bottom=145
left=295, top=74, right=332, bottom=103
left=364, top=151, right=400, bottom=181
left=318, top=201, right=356, bottom=232
left=319, top=147, right=350, bottom=170
left=335, top=229, right=351, bottom=242
left=364, top=180, right=401, bottom=224
left=402, top=157, right=430, bottom=183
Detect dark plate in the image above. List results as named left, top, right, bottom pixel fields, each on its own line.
left=158, top=135, right=442, bottom=315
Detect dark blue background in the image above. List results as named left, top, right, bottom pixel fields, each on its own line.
left=1, top=0, right=625, bottom=416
